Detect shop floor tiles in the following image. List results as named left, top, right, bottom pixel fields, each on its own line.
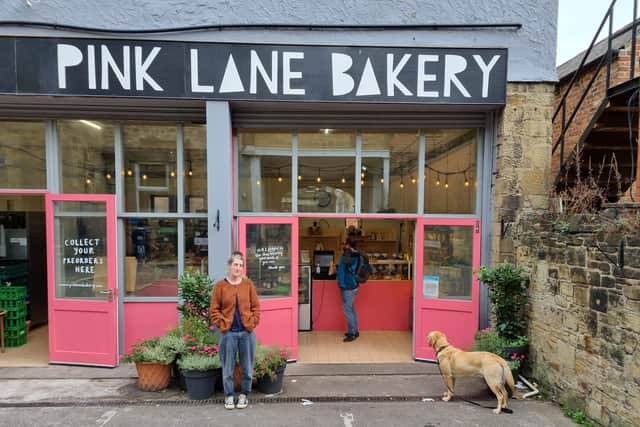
left=0, top=325, right=48, bottom=367
left=297, top=330, right=412, bottom=363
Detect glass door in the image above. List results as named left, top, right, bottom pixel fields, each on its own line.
left=238, top=217, right=298, bottom=359
left=46, top=194, right=118, bottom=366
left=414, top=218, right=480, bottom=360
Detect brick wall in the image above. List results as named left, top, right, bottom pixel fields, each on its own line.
left=552, top=38, right=640, bottom=179
left=516, top=209, right=640, bottom=427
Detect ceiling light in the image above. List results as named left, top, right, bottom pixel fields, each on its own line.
left=78, top=120, right=102, bottom=130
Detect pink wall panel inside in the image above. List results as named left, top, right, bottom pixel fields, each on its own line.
left=123, top=302, right=179, bottom=353
left=312, top=280, right=412, bottom=331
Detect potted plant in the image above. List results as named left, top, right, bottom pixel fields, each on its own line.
left=121, top=335, right=178, bottom=392
left=506, top=351, right=526, bottom=379
left=177, top=342, right=221, bottom=400
left=177, top=270, right=213, bottom=325
left=253, top=345, right=289, bottom=394
left=476, top=261, right=529, bottom=359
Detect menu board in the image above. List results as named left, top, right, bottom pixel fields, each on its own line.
left=245, top=224, right=291, bottom=298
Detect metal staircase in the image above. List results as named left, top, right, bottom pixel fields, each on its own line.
left=553, top=0, right=639, bottom=203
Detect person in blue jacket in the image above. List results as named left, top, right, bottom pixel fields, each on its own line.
left=337, top=235, right=360, bottom=342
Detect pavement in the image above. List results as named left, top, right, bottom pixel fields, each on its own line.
left=0, top=362, right=573, bottom=425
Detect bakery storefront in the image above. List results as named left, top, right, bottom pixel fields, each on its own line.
left=0, top=37, right=505, bottom=366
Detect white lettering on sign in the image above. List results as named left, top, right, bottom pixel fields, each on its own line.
left=57, top=44, right=164, bottom=91
left=62, top=237, right=104, bottom=279
left=255, top=246, right=285, bottom=267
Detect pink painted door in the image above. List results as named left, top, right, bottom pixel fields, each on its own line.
left=414, top=218, right=481, bottom=360
left=46, top=194, right=118, bottom=366
left=238, top=217, right=298, bottom=360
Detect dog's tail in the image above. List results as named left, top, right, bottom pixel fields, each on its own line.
left=498, top=357, right=516, bottom=395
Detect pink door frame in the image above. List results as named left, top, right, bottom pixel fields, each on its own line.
left=46, top=193, right=119, bottom=366
left=238, top=216, right=299, bottom=359
left=414, top=218, right=481, bottom=360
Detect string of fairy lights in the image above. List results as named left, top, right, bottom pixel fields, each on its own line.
left=254, top=162, right=476, bottom=189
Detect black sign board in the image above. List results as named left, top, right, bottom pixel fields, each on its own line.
left=0, top=37, right=507, bottom=104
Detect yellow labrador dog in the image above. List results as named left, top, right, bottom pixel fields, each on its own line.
left=427, top=330, right=516, bottom=414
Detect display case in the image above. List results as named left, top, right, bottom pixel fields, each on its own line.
left=298, top=265, right=312, bottom=331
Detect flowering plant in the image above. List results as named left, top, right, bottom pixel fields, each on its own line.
left=121, top=335, right=177, bottom=365
left=507, top=352, right=526, bottom=371
left=253, top=345, right=289, bottom=381
left=177, top=270, right=213, bottom=324
left=177, top=334, right=221, bottom=371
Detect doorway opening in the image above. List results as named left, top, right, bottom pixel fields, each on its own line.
left=0, top=194, right=48, bottom=366
left=296, top=217, right=415, bottom=363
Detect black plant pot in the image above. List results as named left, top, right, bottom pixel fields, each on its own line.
left=182, top=369, right=217, bottom=400
left=501, top=343, right=528, bottom=360
left=256, top=365, right=285, bottom=394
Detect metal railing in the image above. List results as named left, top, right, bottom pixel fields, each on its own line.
left=552, top=0, right=639, bottom=175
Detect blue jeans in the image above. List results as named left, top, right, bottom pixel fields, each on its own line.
left=341, top=287, right=359, bottom=336
left=218, top=330, right=256, bottom=396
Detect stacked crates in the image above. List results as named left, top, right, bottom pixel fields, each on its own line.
left=0, top=286, right=28, bottom=347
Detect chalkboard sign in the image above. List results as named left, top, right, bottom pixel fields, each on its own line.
left=245, top=224, right=291, bottom=298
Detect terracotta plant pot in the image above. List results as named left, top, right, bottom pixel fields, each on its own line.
left=135, top=361, right=172, bottom=391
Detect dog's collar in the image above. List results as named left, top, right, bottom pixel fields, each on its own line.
left=435, top=344, right=449, bottom=356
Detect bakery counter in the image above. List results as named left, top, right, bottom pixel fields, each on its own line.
left=310, top=279, right=412, bottom=331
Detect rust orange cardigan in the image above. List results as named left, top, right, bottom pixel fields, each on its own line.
left=210, top=277, right=261, bottom=333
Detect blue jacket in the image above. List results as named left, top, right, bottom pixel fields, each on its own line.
left=337, top=251, right=359, bottom=290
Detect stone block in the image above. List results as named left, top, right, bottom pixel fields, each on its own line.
left=623, top=283, right=640, bottom=300
left=588, top=261, right=612, bottom=275
left=571, top=267, right=587, bottom=284
left=587, top=270, right=601, bottom=286
left=600, top=275, right=616, bottom=288
left=574, top=286, right=590, bottom=306
left=563, top=312, right=578, bottom=331
left=567, top=247, right=586, bottom=266
left=623, top=267, right=640, bottom=280
left=560, top=282, right=574, bottom=298
left=590, top=288, right=608, bottom=313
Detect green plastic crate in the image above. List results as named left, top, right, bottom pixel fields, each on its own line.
left=3, top=316, right=26, bottom=329
left=0, top=285, right=27, bottom=300
left=4, top=325, right=27, bottom=347
left=0, top=298, right=26, bottom=312
left=3, top=306, right=27, bottom=321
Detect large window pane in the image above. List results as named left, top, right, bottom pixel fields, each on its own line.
left=424, top=129, right=478, bottom=214
left=0, top=121, right=46, bottom=189
left=238, top=130, right=292, bottom=212
left=245, top=223, right=292, bottom=298
left=185, top=218, right=208, bottom=273
left=53, top=201, right=108, bottom=299
left=298, top=129, right=355, bottom=150
left=184, top=125, right=207, bottom=212
left=123, top=125, right=177, bottom=213
left=422, top=225, right=472, bottom=300
left=297, top=156, right=355, bottom=213
left=59, top=120, right=115, bottom=194
left=124, top=218, right=178, bottom=297
left=362, top=131, right=419, bottom=213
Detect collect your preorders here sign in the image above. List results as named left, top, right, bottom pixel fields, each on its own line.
left=1, top=37, right=507, bottom=104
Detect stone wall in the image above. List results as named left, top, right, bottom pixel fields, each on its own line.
left=516, top=208, right=640, bottom=427
left=493, top=83, right=555, bottom=263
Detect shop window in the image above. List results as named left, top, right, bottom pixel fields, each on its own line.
left=297, top=156, right=355, bottom=213
left=421, top=225, right=473, bottom=300
left=237, top=130, right=292, bottom=213
left=58, top=120, right=115, bottom=194
left=0, top=121, right=46, bottom=189
left=185, top=218, right=208, bottom=273
left=184, top=125, right=207, bottom=212
left=123, top=125, right=177, bottom=213
left=244, top=223, right=292, bottom=298
left=298, top=128, right=355, bottom=150
left=424, top=129, right=478, bottom=214
left=124, top=218, right=178, bottom=297
left=361, top=131, right=419, bottom=214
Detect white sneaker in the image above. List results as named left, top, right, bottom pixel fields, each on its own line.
left=224, top=395, right=235, bottom=410
left=236, top=393, right=248, bottom=409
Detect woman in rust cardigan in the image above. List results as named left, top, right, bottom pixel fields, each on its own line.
left=210, top=251, right=260, bottom=410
